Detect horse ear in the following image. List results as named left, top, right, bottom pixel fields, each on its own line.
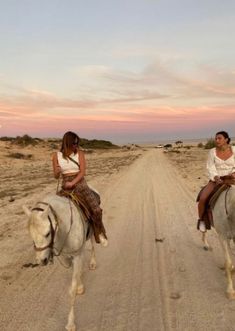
left=22, top=205, right=32, bottom=217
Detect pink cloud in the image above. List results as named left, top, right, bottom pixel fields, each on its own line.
left=0, top=104, right=234, bottom=140
left=0, top=84, right=235, bottom=141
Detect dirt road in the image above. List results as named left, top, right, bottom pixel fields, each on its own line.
left=1, top=149, right=235, bottom=331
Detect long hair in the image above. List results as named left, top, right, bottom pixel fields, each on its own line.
left=60, top=131, right=80, bottom=158
left=216, top=131, right=231, bottom=144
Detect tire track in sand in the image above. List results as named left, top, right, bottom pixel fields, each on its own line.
left=3, top=149, right=235, bottom=331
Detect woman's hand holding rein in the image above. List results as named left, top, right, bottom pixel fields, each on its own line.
left=214, top=176, right=223, bottom=184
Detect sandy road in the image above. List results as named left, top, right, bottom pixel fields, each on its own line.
left=1, top=149, right=235, bottom=331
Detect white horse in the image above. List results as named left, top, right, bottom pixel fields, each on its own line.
left=23, top=193, right=97, bottom=331
left=203, top=185, right=235, bottom=299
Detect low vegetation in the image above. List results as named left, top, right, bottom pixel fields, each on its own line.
left=164, top=144, right=172, bottom=148
left=204, top=138, right=216, bottom=149
left=79, top=138, right=119, bottom=149
left=0, top=134, right=41, bottom=146
left=0, top=135, right=119, bottom=149
left=7, top=152, right=33, bottom=159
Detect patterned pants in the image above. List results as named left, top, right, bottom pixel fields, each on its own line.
left=62, top=176, right=107, bottom=243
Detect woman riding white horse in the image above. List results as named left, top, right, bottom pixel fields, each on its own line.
left=197, top=131, right=235, bottom=299
left=197, top=131, right=235, bottom=232
left=23, top=131, right=109, bottom=330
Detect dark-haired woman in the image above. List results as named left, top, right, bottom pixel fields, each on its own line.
left=197, top=131, right=235, bottom=232
left=52, top=131, right=108, bottom=246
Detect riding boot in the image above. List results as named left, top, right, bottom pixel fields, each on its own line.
left=91, top=208, right=108, bottom=243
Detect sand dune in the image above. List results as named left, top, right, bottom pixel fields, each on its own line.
left=0, top=142, right=235, bottom=330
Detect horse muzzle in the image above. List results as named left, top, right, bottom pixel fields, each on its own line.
left=41, top=257, right=49, bottom=266
left=36, top=250, right=53, bottom=266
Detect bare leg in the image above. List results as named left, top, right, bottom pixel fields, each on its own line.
left=198, top=181, right=216, bottom=219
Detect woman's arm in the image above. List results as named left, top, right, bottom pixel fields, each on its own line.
left=231, top=146, right=235, bottom=178
left=206, top=148, right=219, bottom=181
left=63, top=150, right=86, bottom=189
left=52, top=152, right=61, bottom=179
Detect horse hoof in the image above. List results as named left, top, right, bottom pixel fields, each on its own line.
left=226, top=292, right=235, bottom=300
left=89, top=262, right=97, bottom=270
left=203, top=245, right=212, bottom=251
left=77, top=284, right=85, bottom=295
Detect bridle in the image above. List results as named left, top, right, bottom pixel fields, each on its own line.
left=31, top=202, right=59, bottom=252
left=225, top=186, right=231, bottom=216
left=31, top=200, right=74, bottom=261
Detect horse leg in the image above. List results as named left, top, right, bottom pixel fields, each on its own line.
left=74, top=253, right=85, bottom=295
left=66, top=254, right=84, bottom=331
left=202, top=232, right=211, bottom=251
left=89, top=236, right=97, bottom=270
left=228, top=240, right=235, bottom=272
left=219, top=237, right=235, bottom=299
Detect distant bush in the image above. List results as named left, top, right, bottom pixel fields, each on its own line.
left=80, top=138, right=119, bottom=149
left=0, top=136, right=15, bottom=142
left=7, top=152, right=33, bottom=159
left=14, top=134, right=42, bottom=146
left=198, top=142, right=204, bottom=148
left=175, top=140, right=183, bottom=147
left=169, top=149, right=181, bottom=153
left=1, top=135, right=43, bottom=146
left=164, top=144, right=172, bottom=148
left=1, top=135, right=118, bottom=149
left=204, top=138, right=215, bottom=149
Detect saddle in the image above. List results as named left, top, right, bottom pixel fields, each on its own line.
left=197, top=175, right=235, bottom=230
left=57, top=189, right=92, bottom=239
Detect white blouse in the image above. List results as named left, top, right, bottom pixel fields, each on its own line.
left=57, top=151, right=80, bottom=175
left=207, top=146, right=235, bottom=181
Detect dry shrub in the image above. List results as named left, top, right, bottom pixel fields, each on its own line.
left=7, top=152, right=33, bottom=159
left=169, top=149, right=181, bottom=154
left=204, top=138, right=215, bottom=149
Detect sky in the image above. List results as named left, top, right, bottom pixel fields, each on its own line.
left=0, top=0, right=235, bottom=143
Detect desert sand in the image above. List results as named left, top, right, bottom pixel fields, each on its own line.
left=1, top=141, right=235, bottom=331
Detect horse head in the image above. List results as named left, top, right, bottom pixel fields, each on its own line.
left=23, top=204, right=55, bottom=266
left=22, top=193, right=97, bottom=331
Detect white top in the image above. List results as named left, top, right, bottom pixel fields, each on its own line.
left=207, top=146, right=235, bottom=181
left=57, top=151, right=80, bottom=175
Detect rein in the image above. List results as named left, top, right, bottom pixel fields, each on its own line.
left=31, top=200, right=74, bottom=259
left=31, top=202, right=58, bottom=252
left=225, top=187, right=231, bottom=216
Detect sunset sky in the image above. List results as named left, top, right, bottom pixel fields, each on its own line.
left=0, top=0, right=235, bottom=143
